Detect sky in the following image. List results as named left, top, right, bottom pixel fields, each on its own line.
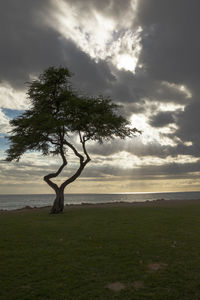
left=0, top=0, right=200, bottom=194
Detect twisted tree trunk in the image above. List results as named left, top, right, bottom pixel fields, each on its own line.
left=44, top=133, right=91, bottom=214
left=50, top=188, right=64, bottom=214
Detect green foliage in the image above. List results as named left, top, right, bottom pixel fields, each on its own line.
left=6, top=66, right=138, bottom=161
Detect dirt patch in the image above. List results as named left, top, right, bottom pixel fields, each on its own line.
left=132, top=281, right=144, bottom=289
left=147, top=262, right=167, bottom=271
left=21, top=285, right=31, bottom=289
left=107, top=282, right=126, bottom=292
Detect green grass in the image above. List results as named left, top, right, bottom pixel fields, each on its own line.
left=1, top=202, right=200, bottom=299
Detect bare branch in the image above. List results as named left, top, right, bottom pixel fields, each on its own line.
left=63, top=139, right=84, bottom=162
left=81, top=139, right=91, bottom=163
left=44, top=145, right=67, bottom=192
left=78, top=130, right=83, bottom=143
left=60, top=162, right=85, bottom=191
left=60, top=137, right=90, bottom=191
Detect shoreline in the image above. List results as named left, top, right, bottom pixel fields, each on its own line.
left=1, top=198, right=200, bottom=213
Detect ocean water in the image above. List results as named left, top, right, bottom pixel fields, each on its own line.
left=0, top=191, right=200, bottom=211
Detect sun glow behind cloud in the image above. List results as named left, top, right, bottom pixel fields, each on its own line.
left=1, top=0, right=200, bottom=195
left=112, top=28, right=142, bottom=72
left=117, top=54, right=138, bottom=72
left=130, top=113, right=177, bottom=146
left=46, top=0, right=142, bottom=73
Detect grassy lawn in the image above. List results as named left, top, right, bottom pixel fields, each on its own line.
left=1, top=202, right=200, bottom=299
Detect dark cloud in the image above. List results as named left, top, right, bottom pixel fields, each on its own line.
left=0, top=0, right=66, bottom=87
left=149, top=111, right=175, bottom=128
left=0, top=0, right=118, bottom=98
left=88, top=136, right=200, bottom=160
left=1, top=0, right=200, bottom=190
left=138, top=0, right=200, bottom=85
left=175, top=99, right=200, bottom=146
left=1, top=154, right=199, bottom=182
left=88, top=138, right=170, bottom=158
left=61, top=39, right=116, bottom=96
left=104, top=67, right=190, bottom=105
left=136, top=0, right=200, bottom=158
left=81, top=159, right=200, bottom=180
left=1, top=0, right=193, bottom=106
left=110, top=69, right=157, bottom=104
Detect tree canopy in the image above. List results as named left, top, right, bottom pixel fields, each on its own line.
left=6, top=66, right=140, bottom=213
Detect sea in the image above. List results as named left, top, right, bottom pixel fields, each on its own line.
left=0, top=191, right=200, bottom=211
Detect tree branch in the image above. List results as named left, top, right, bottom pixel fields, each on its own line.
left=44, top=144, right=67, bottom=193
left=63, top=139, right=84, bottom=162
left=78, top=130, right=83, bottom=143
left=79, top=131, right=91, bottom=163
left=82, top=137, right=91, bottom=163
left=60, top=138, right=90, bottom=191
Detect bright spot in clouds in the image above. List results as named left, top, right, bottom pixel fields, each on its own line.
left=158, top=102, right=185, bottom=112
left=130, top=114, right=177, bottom=146
left=46, top=0, right=142, bottom=73
left=117, top=54, right=138, bottom=72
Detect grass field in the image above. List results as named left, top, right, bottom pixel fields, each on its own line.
left=1, top=201, right=200, bottom=299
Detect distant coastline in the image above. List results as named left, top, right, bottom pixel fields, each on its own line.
left=1, top=196, right=200, bottom=212
left=1, top=191, right=200, bottom=211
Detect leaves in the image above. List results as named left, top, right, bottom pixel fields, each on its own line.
left=6, top=66, right=139, bottom=161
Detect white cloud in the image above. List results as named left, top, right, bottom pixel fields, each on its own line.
left=111, top=28, right=142, bottom=72
left=161, top=81, right=192, bottom=99
left=130, top=113, right=177, bottom=146
left=157, top=103, right=185, bottom=112
left=45, top=0, right=142, bottom=73
left=0, top=82, right=29, bottom=110
left=0, top=109, right=10, bottom=134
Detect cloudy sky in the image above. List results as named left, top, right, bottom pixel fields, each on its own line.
left=0, top=0, right=200, bottom=194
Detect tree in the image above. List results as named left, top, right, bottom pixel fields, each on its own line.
left=6, top=67, right=140, bottom=213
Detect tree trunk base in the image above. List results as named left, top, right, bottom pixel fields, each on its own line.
left=50, top=192, right=64, bottom=214
left=49, top=208, right=63, bottom=214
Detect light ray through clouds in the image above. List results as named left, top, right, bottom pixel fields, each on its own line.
left=0, top=0, right=200, bottom=194
left=46, top=0, right=142, bottom=73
